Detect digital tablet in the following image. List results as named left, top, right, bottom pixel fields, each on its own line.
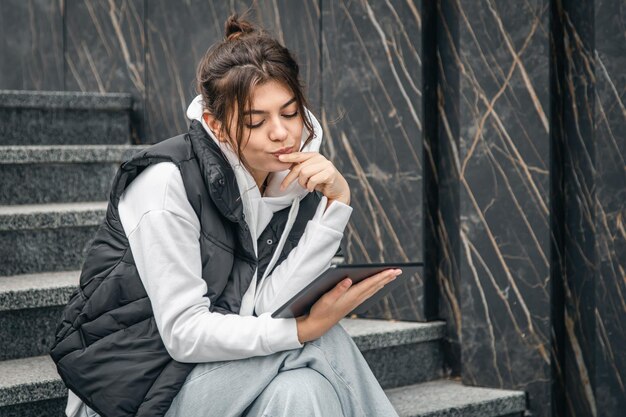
left=271, top=262, right=423, bottom=319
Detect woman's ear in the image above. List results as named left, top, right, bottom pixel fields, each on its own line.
left=202, top=112, right=227, bottom=142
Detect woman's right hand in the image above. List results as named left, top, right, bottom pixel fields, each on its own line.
left=295, top=268, right=403, bottom=343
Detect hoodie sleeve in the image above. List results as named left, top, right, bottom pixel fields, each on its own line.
left=118, top=162, right=303, bottom=363
left=254, top=195, right=353, bottom=315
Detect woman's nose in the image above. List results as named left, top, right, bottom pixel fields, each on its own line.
left=268, top=118, right=289, bottom=141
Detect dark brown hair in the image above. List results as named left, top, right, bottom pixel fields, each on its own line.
left=195, top=12, right=316, bottom=171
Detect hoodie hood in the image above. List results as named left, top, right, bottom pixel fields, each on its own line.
left=186, top=94, right=324, bottom=242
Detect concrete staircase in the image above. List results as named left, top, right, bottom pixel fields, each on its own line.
left=0, top=90, right=528, bottom=417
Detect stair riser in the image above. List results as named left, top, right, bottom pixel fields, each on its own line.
left=0, top=397, right=66, bottom=417
left=0, top=108, right=129, bottom=145
left=0, top=227, right=97, bottom=276
left=363, top=341, right=443, bottom=389
left=401, top=410, right=524, bottom=417
left=0, top=306, right=70, bottom=361
left=0, top=163, right=118, bottom=205
left=0, top=306, right=445, bottom=385
left=0, top=403, right=527, bottom=417
left=0, top=386, right=526, bottom=417
left=0, top=344, right=443, bottom=415
left=0, top=394, right=527, bottom=417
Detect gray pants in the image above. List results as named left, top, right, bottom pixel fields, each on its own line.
left=81, top=324, right=398, bottom=417
left=85, top=323, right=399, bottom=417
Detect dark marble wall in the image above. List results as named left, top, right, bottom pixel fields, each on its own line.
left=0, top=0, right=427, bottom=319
left=64, top=0, right=146, bottom=141
left=142, top=0, right=322, bottom=142
left=321, top=0, right=427, bottom=321
left=428, top=0, right=463, bottom=377
left=591, top=0, right=625, bottom=414
left=458, top=0, right=552, bottom=412
left=433, top=1, right=625, bottom=417
left=552, top=1, right=596, bottom=415
left=551, top=0, right=625, bottom=415
left=0, top=0, right=64, bottom=90
left=0, top=0, right=322, bottom=143
left=1, top=1, right=624, bottom=416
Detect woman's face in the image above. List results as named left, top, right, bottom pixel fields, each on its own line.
left=229, top=80, right=304, bottom=185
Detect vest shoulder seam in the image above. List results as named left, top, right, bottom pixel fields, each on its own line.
left=125, top=209, right=201, bottom=239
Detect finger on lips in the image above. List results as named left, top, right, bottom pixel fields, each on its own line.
left=279, top=151, right=310, bottom=162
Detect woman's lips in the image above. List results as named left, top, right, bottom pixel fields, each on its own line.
left=272, top=146, right=294, bottom=156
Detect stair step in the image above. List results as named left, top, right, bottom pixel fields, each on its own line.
left=0, top=90, right=132, bottom=145
left=0, top=270, right=79, bottom=311
left=0, top=354, right=525, bottom=417
left=0, top=269, right=446, bottom=380
left=0, top=145, right=148, bottom=164
left=0, top=319, right=441, bottom=401
left=0, top=271, right=79, bottom=361
left=0, top=202, right=107, bottom=231
left=0, top=145, right=147, bottom=205
left=0, top=90, right=131, bottom=111
left=387, top=379, right=526, bottom=417
left=0, top=355, right=64, bottom=408
left=341, top=318, right=445, bottom=389
left=341, top=317, right=446, bottom=350
left=0, top=202, right=106, bottom=276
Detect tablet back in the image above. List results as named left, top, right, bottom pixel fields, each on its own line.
left=271, top=262, right=423, bottom=319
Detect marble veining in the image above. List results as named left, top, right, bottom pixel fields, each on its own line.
left=0, top=1, right=623, bottom=416
left=322, top=0, right=425, bottom=321
left=435, top=0, right=553, bottom=414
left=64, top=0, right=145, bottom=142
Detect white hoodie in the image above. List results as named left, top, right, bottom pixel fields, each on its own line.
left=65, top=96, right=353, bottom=416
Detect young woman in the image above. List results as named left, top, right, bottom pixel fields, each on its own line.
left=51, top=13, right=402, bottom=417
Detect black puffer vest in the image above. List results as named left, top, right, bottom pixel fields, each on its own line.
left=49, top=120, right=335, bottom=417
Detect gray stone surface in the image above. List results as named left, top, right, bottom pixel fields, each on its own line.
left=0, top=202, right=106, bottom=231
left=0, top=270, right=79, bottom=311
left=0, top=145, right=146, bottom=204
left=340, top=318, right=446, bottom=388
left=0, top=90, right=131, bottom=110
left=2, top=164, right=117, bottom=205
left=0, top=355, right=66, bottom=407
left=0, top=108, right=130, bottom=146
left=340, top=318, right=446, bottom=351
left=0, top=398, right=66, bottom=417
left=386, top=379, right=526, bottom=417
left=0, top=356, right=525, bottom=417
left=0, top=226, right=99, bottom=276
left=0, top=203, right=104, bottom=275
left=0, top=307, right=67, bottom=361
left=362, top=341, right=443, bottom=389
left=0, top=271, right=79, bottom=360
left=0, top=145, right=147, bottom=164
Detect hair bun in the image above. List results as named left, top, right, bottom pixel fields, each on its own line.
left=224, top=13, right=256, bottom=41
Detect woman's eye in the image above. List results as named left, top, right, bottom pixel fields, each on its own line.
left=246, top=121, right=264, bottom=129
left=245, top=111, right=299, bottom=129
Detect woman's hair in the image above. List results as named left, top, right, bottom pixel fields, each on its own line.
left=195, top=13, right=315, bottom=170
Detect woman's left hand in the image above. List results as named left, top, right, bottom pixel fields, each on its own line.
left=278, top=152, right=350, bottom=204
